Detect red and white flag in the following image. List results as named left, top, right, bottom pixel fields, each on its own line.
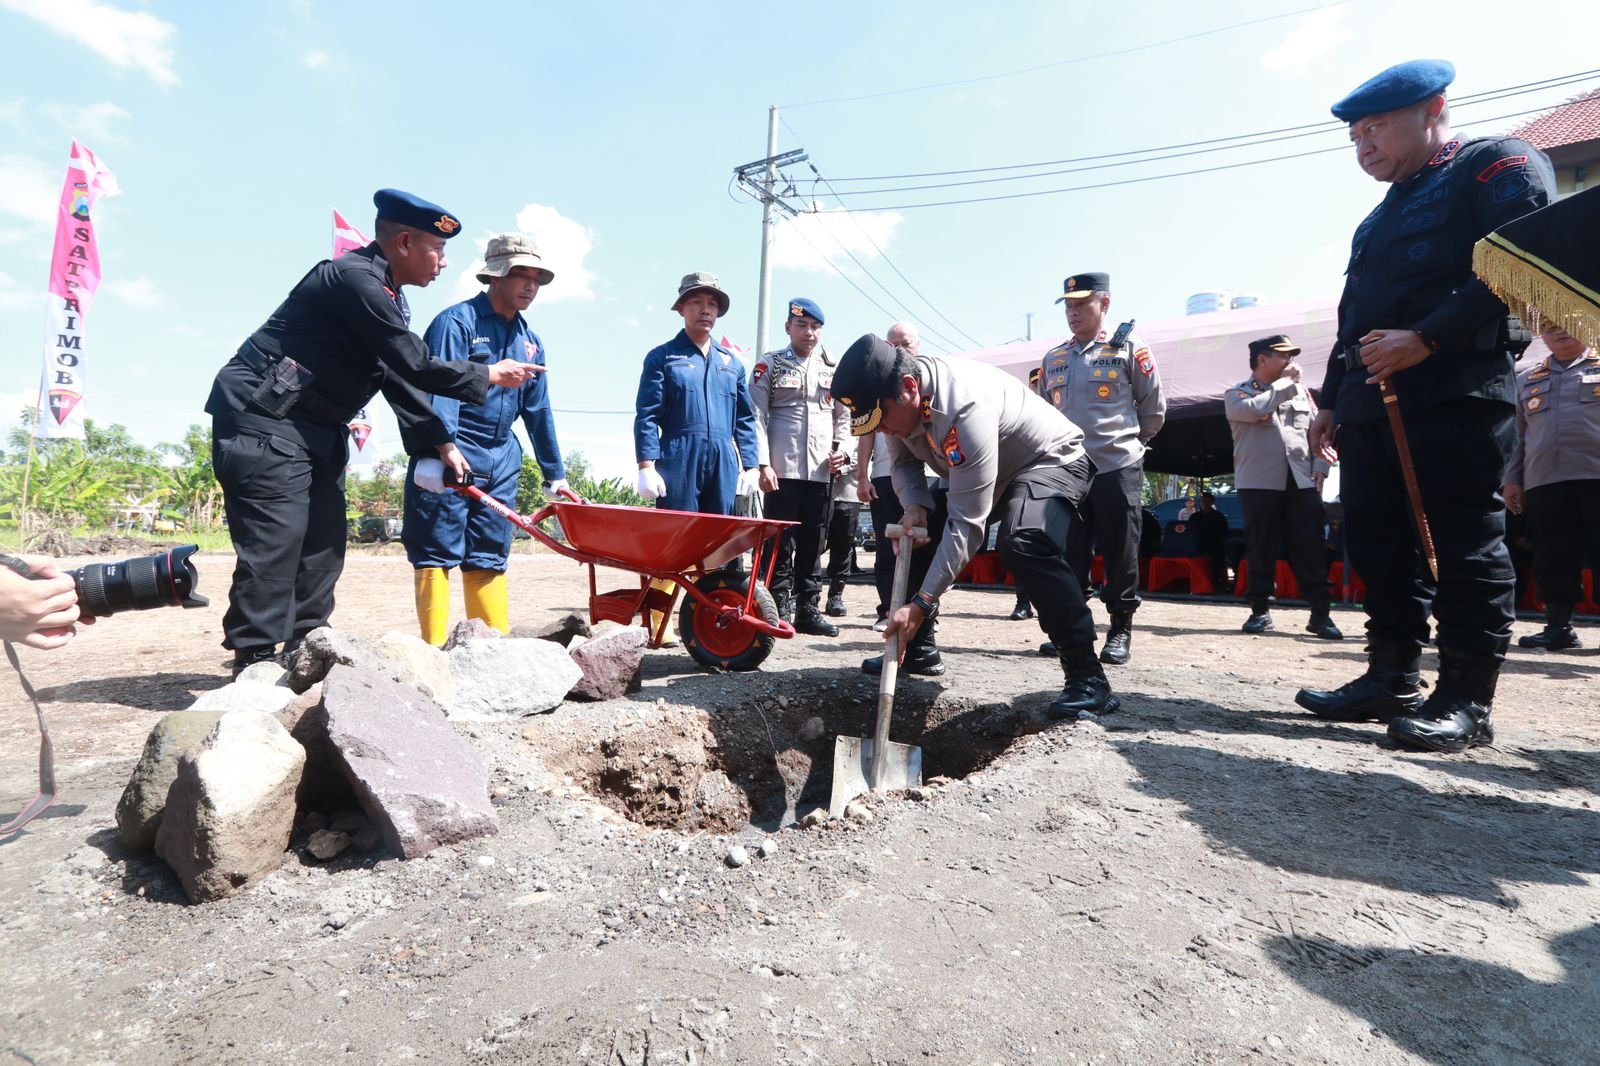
left=333, top=209, right=367, bottom=259
left=34, top=140, right=119, bottom=440
left=719, top=335, right=748, bottom=356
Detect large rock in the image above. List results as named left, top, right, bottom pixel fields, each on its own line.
left=187, top=680, right=297, bottom=714
left=379, top=631, right=454, bottom=710
left=511, top=611, right=591, bottom=647
left=448, top=638, right=582, bottom=719
left=568, top=625, right=648, bottom=701
left=320, top=665, right=498, bottom=858
left=115, top=711, right=225, bottom=851
left=154, top=713, right=304, bottom=903
left=282, top=627, right=400, bottom=694
left=274, top=683, right=356, bottom=812
left=443, top=617, right=502, bottom=651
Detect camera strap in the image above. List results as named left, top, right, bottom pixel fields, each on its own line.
left=0, top=640, right=56, bottom=837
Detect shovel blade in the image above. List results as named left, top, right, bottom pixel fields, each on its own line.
left=827, top=735, right=923, bottom=818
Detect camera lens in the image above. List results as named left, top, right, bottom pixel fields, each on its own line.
left=69, top=544, right=209, bottom=619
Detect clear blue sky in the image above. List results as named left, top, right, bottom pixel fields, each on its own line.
left=2, top=0, right=1596, bottom=480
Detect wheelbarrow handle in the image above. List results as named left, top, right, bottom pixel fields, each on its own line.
left=555, top=485, right=585, bottom=504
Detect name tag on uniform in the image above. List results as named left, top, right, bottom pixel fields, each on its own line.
left=1581, top=371, right=1600, bottom=384
left=773, top=369, right=804, bottom=388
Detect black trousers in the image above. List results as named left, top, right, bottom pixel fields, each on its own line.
left=1526, top=479, right=1600, bottom=608
left=1339, top=397, right=1516, bottom=655
left=869, top=474, right=903, bottom=617
left=997, top=459, right=1098, bottom=655
left=212, top=413, right=348, bottom=652
left=1065, top=463, right=1143, bottom=615
left=1239, top=471, right=1331, bottom=610
left=824, top=501, right=861, bottom=593
left=760, top=478, right=832, bottom=605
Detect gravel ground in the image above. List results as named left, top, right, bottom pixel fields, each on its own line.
left=1, top=548, right=1596, bottom=1065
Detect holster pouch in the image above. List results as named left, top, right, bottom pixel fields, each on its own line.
left=247, top=355, right=316, bottom=418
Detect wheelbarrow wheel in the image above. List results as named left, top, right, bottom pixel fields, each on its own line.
left=680, top=570, right=779, bottom=672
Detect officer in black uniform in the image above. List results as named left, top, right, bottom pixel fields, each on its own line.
left=1295, top=61, right=1554, bottom=752
left=206, top=189, right=537, bottom=672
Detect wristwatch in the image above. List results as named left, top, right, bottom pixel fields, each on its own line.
left=910, top=591, right=940, bottom=620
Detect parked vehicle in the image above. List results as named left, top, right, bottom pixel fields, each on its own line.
left=353, top=515, right=403, bottom=542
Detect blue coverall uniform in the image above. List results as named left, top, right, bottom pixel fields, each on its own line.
left=634, top=330, right=760, bottom=514
left=403, top=292, right=565, bottom=571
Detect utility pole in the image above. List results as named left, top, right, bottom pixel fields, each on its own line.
left=733, top=112, right=806, bottom=360
left=1025, top=312, right=1033, bottom=342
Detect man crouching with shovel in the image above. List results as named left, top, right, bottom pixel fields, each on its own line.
left=831, top=333, right=1118, bottom=719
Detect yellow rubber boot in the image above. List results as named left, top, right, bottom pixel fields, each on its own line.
left=462, top=569, right=511, bottom=635
left=414, top=567, right=451, bottom=647
left=648, top=578, right=679, bottom=646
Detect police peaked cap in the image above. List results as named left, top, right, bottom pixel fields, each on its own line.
left=1332, top=59, right=1455, bottom=122
left=373, top=188, right=462, bottom=238
left=833, top=333, right=904, bottom=436
left=1056, top=272, right=1110, bottom=303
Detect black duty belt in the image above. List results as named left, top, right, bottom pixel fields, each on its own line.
left=1340, top=344, right=1366, bottom=371
left=236, top=341, right=359, bottom=426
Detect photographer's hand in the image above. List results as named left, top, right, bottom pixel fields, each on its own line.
left=0, top=555, right=85, bottom=649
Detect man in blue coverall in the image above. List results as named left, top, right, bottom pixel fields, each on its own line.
left=406, top=233, right=568, bottom=644
left=633, top=272, right=760, bottom=512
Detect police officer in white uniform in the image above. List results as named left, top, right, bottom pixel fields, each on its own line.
left=831, top=333, right=1119, bottom=717
left=1504, top=321, right=1600, bottom=650
left=750, top=298, right=851, bottom=636
left=1037, top=272, right=1165, bottom=664
left=1225, top=334, right=1341, bottom=640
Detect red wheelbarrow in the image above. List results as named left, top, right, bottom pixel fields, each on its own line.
left=453, top=484, right=797, bottom=671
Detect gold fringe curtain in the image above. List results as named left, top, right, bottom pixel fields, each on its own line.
left=1473, top=234, right=1600, bottom=351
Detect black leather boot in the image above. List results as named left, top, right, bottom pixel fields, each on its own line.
left=825, top=583, right=847, bottom=617
left=1242, top=600, right=1274, bottom=634
left=1099, top=612, right=1133, bottom=665
left=1517, top=604, right=1581, bottom=651
left=1388, top=649, right=1499, bottom=753
left=774, top=590, right=794, bottom=623
left=1295, top=639, right=1424, bottom=722
left=231, top=647, right=279, bottom=677
left=863, top=626, right=944, bottom=676
left=1009, top=593, right=1033, bottom=621
left=1305, top=601, right=1344, bottom=641
left=794, top=601, right=840, bottom=637
left=1048, top=647, right=1120, bottom=719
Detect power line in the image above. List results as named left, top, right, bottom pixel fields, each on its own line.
left=818, top=72, right=1600, bottom=194
left=782, top=218, right=954, bottom=355
left=781, top=1, right=1351, bottom=109
left=808, top=103, right=1575, bottom=213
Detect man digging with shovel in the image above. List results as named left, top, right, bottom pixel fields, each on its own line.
left=831, top=333, right=1119, bottom=719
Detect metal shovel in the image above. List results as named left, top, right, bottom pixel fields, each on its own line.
left=829, top=522, right=926, bottom=816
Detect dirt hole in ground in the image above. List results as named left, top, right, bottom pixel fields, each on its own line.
left=537, top=681, right=1039, bottom=833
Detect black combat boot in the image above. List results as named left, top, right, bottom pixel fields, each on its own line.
left=1009, top=592, right=1033, bottom=621
left=231, top=646, right=279, bottom=678
left=1388, top=649, right=1499, bottom=753
left=794, top=600, right=840, bottom=637
left=825, top=582, right=848, bottom=617
left=1099, top=612, right=1133, bottom=665
left=862, top=624, right=945, bottom=677
left=1048, top=647, right=1121, bottom=719
left=1305, top=600, right=1344, bottom=641
left=1517, top=604, right=1581, bottom=651
left=774, top=590, right=794, bottom=624
left=1294, top=639, right=1424, bottom=722
left=1242, top=599, right=1274, bottom=634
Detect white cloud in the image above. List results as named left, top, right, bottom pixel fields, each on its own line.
left=40, top=101, right=131, bottom=145
left=0, top=154, right=59, bottom=225
left=105, top=276, right=164, bottom=308
left=450, top=203, right=598, bottom=304
left=1261, top=7, right=1352, bottom=73
left=302, top=49, right=331, bottom=70
left=769, top=208, right=903, bottom=273
left=0, top=0, right=179, bottom=87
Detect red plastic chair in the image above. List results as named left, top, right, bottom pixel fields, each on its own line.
left=1234, top=558, right=1300, bottom=600
left=1147, top=556, right=1216, bottom=594
left=1329, top=562, right=1366, bottom=603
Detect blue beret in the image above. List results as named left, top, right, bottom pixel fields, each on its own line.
left=1332, top=59, right=1455, bottom=122
left=787, top=297, right=824, bottom=325
left=373, top=188, right=462, bottom=239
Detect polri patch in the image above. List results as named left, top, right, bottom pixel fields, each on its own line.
left=752, top=361, right=768, bottom=385
left=941, top=427, right=966, bottom=466
left=1476, top=156, right=1528, bottom=183
left=1134, top=347, right=1154, bottom=375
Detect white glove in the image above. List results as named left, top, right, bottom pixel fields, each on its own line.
left=736, top=467, right=761, bottom=496
left=548, top=479, right=570, bottom=499
left=413, top=458, right=446, bottom=494
left=636, top=468, right=667, bottom=500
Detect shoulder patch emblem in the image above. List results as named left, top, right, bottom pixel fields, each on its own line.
left=1427, top=139, right=1461, bottom=167
left=941, top=427, right=966, bottom=467
left=1476, top=156, right=1528, bottom=183
left=1134, top=347, right=1154, bottom=375
left=752, top=361, right=768, bottom=384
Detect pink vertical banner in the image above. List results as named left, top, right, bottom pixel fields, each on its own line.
left=334, top=209, right=378, bottom=462
left=35, top=140, right=119, bottom=439
left=333, top=209, right=367, bottom=259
